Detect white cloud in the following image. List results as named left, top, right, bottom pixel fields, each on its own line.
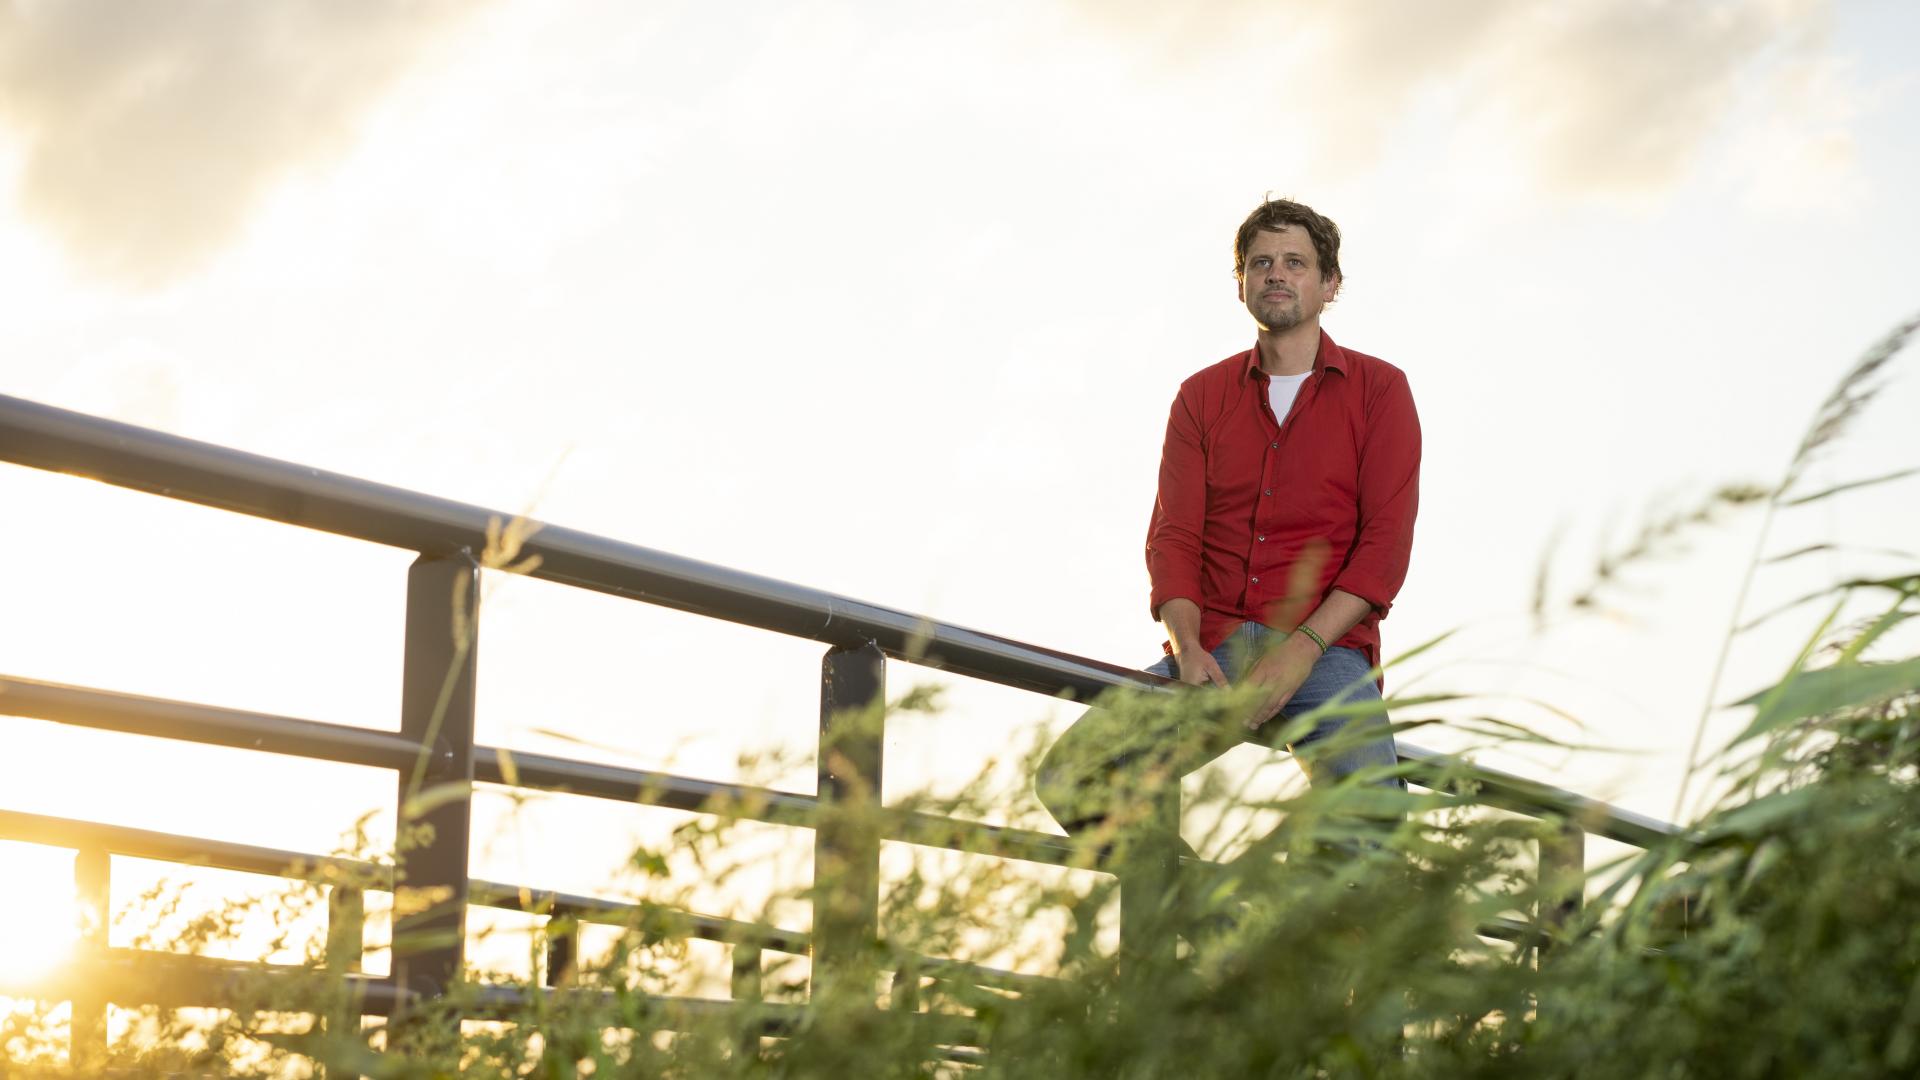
left=0, top=0, right=488, bottom=284
left=1721, top=53, right=1867, bottom=213
left=1069, top=0, right=1852, bottom=204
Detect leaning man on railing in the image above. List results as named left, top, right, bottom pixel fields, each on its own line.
left=1037, top=197, right=1422, bottom=835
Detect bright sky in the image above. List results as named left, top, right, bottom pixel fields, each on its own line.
left=2, top=0, right=1919, bottom=984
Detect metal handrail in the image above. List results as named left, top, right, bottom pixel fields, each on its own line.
left=0, top=805, right=811, bottom=956
left=0, top=391, right=1683, bottom=1063
left=0, top=394, right=1147, bottom=702
left=0, top=393, right=1677, bottom=846
left=5, top=951, right=989, bottom=1061
left=0, top=673, right=1082, bottom=865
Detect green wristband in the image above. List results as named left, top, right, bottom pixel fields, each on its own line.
left=1295, top=625, right=1329, bottom=654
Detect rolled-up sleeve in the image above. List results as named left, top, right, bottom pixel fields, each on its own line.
left=1329, top=369, right=1421, bottom=614
left=1145, top=387, right=1208, bottom=619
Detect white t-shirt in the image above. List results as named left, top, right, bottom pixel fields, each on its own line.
left=1268, top=370, right=1311, bottom=427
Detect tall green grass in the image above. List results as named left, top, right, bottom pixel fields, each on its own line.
left=6, top=314, right=1918, bottom=1078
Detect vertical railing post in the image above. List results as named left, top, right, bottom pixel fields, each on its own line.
left=326, top=885, right=366, bottom=974
left=322, top=884, right=365, bottom=1080
left=730, top=943, right=764, bottom=1002
left=890, top=962, right=921, bottom=1013
left=71, top=846, right=110, bottom=1069
left=1116, top=781, right=1181, bottom=977
left=812, top=641, right=885, bottom=995
left=393, top=554, right=478, bottom=1014
left=731, top=943, right=764, bottom=1062
left=544, top=908, right=580, bottom=987
left=1538, top=819, right=1585, bottom=961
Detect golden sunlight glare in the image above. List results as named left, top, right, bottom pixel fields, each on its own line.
left=0, top=845, right=81, bottom=986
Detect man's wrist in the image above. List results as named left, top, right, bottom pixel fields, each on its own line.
left=1278, top=630, right=1325, bottom=663
left=1293, top=625, right=1330, bottom=654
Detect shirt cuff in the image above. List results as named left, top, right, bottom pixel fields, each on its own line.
left=1330, top=572, right=1394, bottom=616
left=1149, top=581, right=1203, bottom=621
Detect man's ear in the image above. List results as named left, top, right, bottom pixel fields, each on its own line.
left=1235, top=274, right=1246, bottom=304
left=1324, top=271, right=1342, bottom=303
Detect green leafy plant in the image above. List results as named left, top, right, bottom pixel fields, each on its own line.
left=7, top=314, right=1918, bottom=1078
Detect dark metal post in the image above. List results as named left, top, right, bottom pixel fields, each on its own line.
left=891, top=964, right=921, bottom=1013
left=325, top=886, right=366, bottom=973
left=392, top=554, right=478, bottom=1009
left=812, top=641, right=885, bottom=994
left=731, top=943, right=763, bottom=1062
left=1117, top=782, right=1181, bottom=976
left=545, top=910, right=580, bottom=987
left=322, top=885, right=365, bottom=1080
left=72, top=846, right=109, bottom=1068
left=730, top=944, right=764, bottom=1002
left=1538, top=820, right=1585, bottom=960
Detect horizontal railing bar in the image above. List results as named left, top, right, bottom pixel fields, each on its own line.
left=16, top=908, right=1529, bottom=1016
left=10, top=950, right=987, bottom=1049
left=0, top=673, right=817, bottom=826
left=0, top=807, right=1052, bottom=1004
left=3, top=672, right=1676, bottom=866
left=1, top=675, right=1091, bottom=866
left=0, top=807, right=386, bottom=883
left=0, top=394, right=1151, bottom=703
left=0, top=807, right=1075, bottom=989
left=459, top=982, right=814, bottom=1033
left=6, top=808, right=1534, bottom=1036
left=0, top=674, right=431, bottom=771
left=0, top=807, right=812, bottom=953
left=1398, top=746, right=1681, bottom=850
left=889, top=809, right=1080, bottom=867
left=907, top=956, right=1059, bottom=996
left=444, top=985, right=987, bottom=1057
left=471, top=744, right=819, bottom=820
left=469, top=881, right=811, bottom=956
left=0, top=808, right=1073, bottom=993
left=461, top=745, right=1085, bottom=873
left=11, top=952, right=821, bottom=1039
left=0, top=395, right=1682, bottom=849
left=5, top=950, right=406, bottom=1015
left=1474, top=915, right=1534, bottom=943
left=404, top=982, right=983, bottom=1048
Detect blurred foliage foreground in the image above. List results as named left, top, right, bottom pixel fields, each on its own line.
left=6, top=318, right=1920, bottom=1079
left=10, top=592, right=1917, bottom=1080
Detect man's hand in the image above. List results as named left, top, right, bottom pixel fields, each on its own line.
left=1171, top=642, right=1230, bottom=688
left=1157, top=598, right=1230, bottom=688
left=1240, top=632, right=1322, bottom=732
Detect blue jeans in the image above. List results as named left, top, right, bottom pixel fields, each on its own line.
left=1035, top=621, right=1403, bottom=833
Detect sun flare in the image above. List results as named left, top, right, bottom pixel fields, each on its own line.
left=0, top=844, right=81, bottom=987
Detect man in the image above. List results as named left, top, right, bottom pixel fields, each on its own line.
left=1037, top=197, right=1419, bottom=835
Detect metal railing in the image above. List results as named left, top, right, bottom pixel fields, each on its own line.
left=0, top=393, right=1680, bottom=1062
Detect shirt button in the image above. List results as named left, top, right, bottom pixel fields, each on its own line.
left=1263, top=489, right=1272, bottom=496
left=1257, top=535, right=1266, bottom=541
left=1250, top=576, right=1260, bottom=584
left=1270, top=442, right=1279, bottom=449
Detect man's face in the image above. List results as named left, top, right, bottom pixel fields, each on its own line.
left=1237, top=226, right=1339, bottom=333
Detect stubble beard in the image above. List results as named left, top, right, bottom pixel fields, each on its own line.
left=1251, top=296, right=1304, bottom=333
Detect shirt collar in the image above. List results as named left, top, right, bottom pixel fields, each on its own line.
left=1241, top=329, right=1348, bottom=382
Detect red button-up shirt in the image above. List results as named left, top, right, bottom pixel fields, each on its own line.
left=1145, top=330, right=1421, bottom=670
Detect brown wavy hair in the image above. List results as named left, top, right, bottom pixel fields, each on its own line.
left=1233, top=198, right=1342, bottom=284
